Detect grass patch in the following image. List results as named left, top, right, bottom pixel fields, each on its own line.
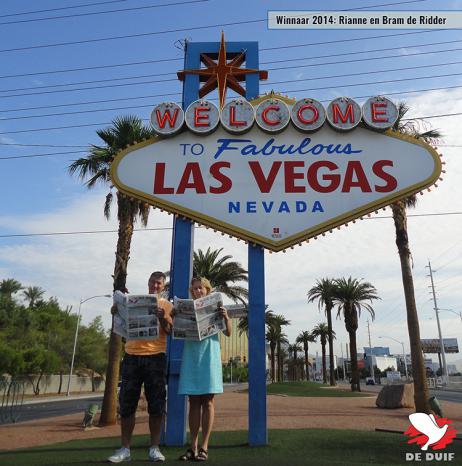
left=1, top=429, right=459, bottom=465
left=267, top=381, right=370, bottom=397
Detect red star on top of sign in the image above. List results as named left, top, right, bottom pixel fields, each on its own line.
left=177, top=31, right=268, bottom=109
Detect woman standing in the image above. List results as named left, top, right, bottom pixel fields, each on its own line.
left=178, top=277, right=232, bottom=462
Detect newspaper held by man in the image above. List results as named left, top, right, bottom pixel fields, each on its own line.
left=173, top=292, right=226, bottom=341
left=113, top=290, right=159, bottom=340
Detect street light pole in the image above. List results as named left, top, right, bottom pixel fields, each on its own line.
left=66, top=294, right=111, bottom=396
left=438, top=308, right=462, bottom=323
left=378, top=336, right=408, bottom=380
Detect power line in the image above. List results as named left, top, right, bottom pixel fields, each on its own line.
left=3, top=58, right=462, bottom=117
left=435, top=273, right=462, bottom=287
left=3, top=52, right=462, bottom=97
left=3, top=45, right=462, bottom=100
left=0, top=75, right=176, bottom=95
left=0, top=0, right=128, bottom=19
left=4, top=0, right=418, bottom=25
left=0, top=0, right=424, bottom=21
left=0, top=18, right=266, bottom=54
left=1, top=108, right=462, bottom=136
left=0, top=227, right=174, bottom=238
left=0, top=30, right=449, bottom=81
left=0, top=6, right=442, bottom=55
left=365, top=212, right=462, bottom=219
left=267, top=47, right=462, bottom=73
left=0, top=140, right=455, bottom=153
left=436, top=251, right=462, bottom=272
left=2, top=80, right=462, bottom=116
left=0, top=142, right=87, bottom=148
left=0, top=150, right=87, bottom=160
left=430, top=239, right=462, bottom=269
left=1, top=211, right=460, bottom=239
left=0, top=0, right=209, bottom=26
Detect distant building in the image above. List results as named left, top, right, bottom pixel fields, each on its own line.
left=393, top=354, right=411, bottom=374
left=314, top=355, right=338, bottom=380
left=218, top=319, right=248, bottom=364
left=364, top=346, right=390, bottom=357
left=429, top=362, right=458, bottom=375
left=314, top=355, right=338, bottom=371
left=366, top=355, right=397, bottom=372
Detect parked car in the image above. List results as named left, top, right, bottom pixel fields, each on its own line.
left=365, top=377, right=375, bottom=386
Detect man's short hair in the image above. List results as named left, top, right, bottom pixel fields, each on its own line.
left=149, top=271, right=166, bottom=282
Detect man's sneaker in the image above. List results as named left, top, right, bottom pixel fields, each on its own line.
left=149, top=446, right=165, bottom=462
left=108, top=447, right=131, bottom=463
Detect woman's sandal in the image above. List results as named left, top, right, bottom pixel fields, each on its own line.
left=178, top=448, right=196, bottom=461
left=196, top=448, right=208, bottom=461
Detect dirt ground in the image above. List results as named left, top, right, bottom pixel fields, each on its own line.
left=1, top=389, right=462, bottom=451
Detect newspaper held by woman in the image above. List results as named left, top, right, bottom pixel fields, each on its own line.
left=173, top=292, right=226, bottom=341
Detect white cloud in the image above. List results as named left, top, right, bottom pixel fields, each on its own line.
left=0, top=136, right=17, bottom=145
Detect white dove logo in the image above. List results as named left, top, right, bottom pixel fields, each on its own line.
left=408, top=413, right=449, bottom=451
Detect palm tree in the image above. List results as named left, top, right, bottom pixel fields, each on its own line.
left=265, top=324, right=279, bottom=383
left=296, top=330, right=316, bottom=381
left=390, top=102, right=441, bottom=413
left=311, top=324, right=332, bottom=384
left=287, top=343, right=302, bottom=380
left=238, top=307, right=273, bottom=336
left=277, top=343, right=289, bottom=383
left=23, top=286, right=45, bottom=308
left=0, top=278, right=22, bottom=298
left=271, top=314, right=290, bottom=382
left=68, top=115, right=154, bottom=426
left=334, top=277, right=379, bottom=392
left=307, top=278, right=337, bottom=386
left=193, top=247, right=248, bottom=303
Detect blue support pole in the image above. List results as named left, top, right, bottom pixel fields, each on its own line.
left=248, top=245, right=267, bottom=445
left=166, top=38, right=266, bottom=446
left=165, top=217, right=192, bottom=446
left=242, top=41, right=268, bottom=447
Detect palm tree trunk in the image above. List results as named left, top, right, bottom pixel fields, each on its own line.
left=321, top=340, right=327, bottom=384
left=100, top=321, right=122, bottom=425
left=304, top=346, right=309, bottom=381
left=270, top=344, right=276, bottom=383
left=58, top=370, right=63, bottom=395
left=326, top=305, right=336, bottom=386
left=392, top=202, right=430, bottom=413
left=349, top=331, right=360, bottom=392
left=277, top=341, right=281, bottom=382
left=100, top=194, right=135, bottom=426
left=293, top=349, right=298, bottom=381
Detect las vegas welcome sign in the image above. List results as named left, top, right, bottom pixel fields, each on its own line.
left=110, top=94, right=442, bottom=252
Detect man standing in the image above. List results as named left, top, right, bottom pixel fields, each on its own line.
left=108, top=271, right=173, bottom=463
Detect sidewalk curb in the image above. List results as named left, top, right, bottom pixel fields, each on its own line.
left=22, top=394, right=103, bottom=405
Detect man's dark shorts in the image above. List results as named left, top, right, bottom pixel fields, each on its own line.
left=119, top=353, right=166, bottom=418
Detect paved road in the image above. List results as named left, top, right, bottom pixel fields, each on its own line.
left=356, top=382, right=462, bottom=403
left=2, top=383, right=245, bottom=424
left=2, top=395, right=103, bottom=424
left=5, top=382, right=459, bottom=424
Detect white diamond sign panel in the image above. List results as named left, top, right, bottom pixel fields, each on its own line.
left=111, top=123, right=441, bottom=252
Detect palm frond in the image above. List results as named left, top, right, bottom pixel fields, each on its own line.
left=104, top=191, right=113, bottom=220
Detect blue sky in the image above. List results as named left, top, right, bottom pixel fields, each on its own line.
left=1, top=0, right=462, bottom=365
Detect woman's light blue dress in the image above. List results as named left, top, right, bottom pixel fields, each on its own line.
left=178, top=334, right=223, bottom=395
